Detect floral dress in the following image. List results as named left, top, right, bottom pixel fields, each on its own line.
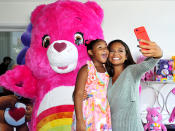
left=72, top=61, right=112, bottom=131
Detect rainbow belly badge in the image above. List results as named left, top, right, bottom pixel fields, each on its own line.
left=150, top=123, right=161, bottom=130
left=36, top=105, right=74, bottom=131
left=36, top=86, right=74, bottom=131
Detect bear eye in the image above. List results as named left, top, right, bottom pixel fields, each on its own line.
left=74, top=32, right=84, bottom=45
left=42, top=35, right=50, bottom=48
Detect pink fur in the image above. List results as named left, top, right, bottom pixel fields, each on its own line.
left=0, top=0, right=104, bottom=130
left=0, top=65, right=37, bottom=98
left=144, top=107, right=167, bottom=131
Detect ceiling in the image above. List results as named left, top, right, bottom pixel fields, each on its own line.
left=0, top=0, right=174, bottom=4
left=1, top=0, right=174, bottom=2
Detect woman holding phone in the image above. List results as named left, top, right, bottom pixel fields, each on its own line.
left=106, top=39, right=162, bottom=131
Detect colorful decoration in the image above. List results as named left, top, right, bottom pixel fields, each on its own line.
left=17, top=23, right=32, bottom=65
left=4, top=102, right=26, bottom=126
left=144, top=107, right=167, bottom=131
left=172, top=56, right=175, bottom=82
left=0, top=0, right=104, bottom=130
left=155, top=59, right=174, bottom=82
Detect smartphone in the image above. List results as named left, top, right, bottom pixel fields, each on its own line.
left=134, top=26, right=150, bottom=46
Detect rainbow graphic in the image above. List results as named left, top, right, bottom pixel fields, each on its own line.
left=36, top=105, right=74, bottom=131
left=161, top=78, right=167, bottom=82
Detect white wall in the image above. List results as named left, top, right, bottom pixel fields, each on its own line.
left=0, top=0, right=175, bottom=59
left=101, top=1, right=175, bottom=60
left=0, top=1, right=47, bottom=31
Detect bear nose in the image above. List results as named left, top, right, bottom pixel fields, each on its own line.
left=54, top=42, right=67, bottom=52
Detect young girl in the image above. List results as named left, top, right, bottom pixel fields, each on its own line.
left=106, top=39, right=162, bottom=131
left=72, top=39, right=112, bottom=131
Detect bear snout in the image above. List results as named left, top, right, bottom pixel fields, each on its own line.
left=54, top=42, right=67, bottom=53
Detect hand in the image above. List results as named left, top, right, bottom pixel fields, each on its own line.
left=25, top=104, right=33, bottom=122
left=76, top=120, right=86, bottom=131
left=138, top=39, right=163, bottom=58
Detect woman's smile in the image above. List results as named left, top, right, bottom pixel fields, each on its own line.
left=112, top=57, right=120, bottom=60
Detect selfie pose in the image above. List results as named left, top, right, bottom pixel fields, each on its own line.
left=106, top=39, right=162, bottom=131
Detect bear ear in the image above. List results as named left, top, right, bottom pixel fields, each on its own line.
left=85, top=1, right=104, bottom=24
left=147, top=107, right=151, bottom=112
left=31, top=4, right=46, bottom=25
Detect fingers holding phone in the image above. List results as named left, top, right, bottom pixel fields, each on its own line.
left=138, top=39, right=163, bottom=58
left=134, top=26, right=163, bottom=58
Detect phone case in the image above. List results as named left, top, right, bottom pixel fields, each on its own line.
left=134, top=26, right=150, bottom=45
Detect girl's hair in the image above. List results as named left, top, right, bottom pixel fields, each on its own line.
left=85, top=39, right=106, bottom=51
left=106, top=39, right=136, bottom=77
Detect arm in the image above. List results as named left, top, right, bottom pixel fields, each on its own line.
left=0, top=65, right=37, bottom=99
left=133, top=40, right=163, bottom=78
left=133, top=57, right=159, bottom=79
left=73, top=65, right=88, bottom=131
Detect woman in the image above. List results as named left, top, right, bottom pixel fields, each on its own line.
left=106, top=39, right=162, bottom=131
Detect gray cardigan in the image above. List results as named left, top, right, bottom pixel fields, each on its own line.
left=107, top=58, right=159, bottom=131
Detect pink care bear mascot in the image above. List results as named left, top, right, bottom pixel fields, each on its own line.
left=0, top=0, right=104, bottom=130
left=144, top=107, right=167, bottom=131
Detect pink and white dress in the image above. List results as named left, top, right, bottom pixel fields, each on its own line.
left=72, top=61, right=112, bottom=131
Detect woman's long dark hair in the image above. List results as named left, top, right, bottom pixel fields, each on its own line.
left=106, top=39, right=136, bottom=77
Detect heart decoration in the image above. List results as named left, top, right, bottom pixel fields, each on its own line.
left=4, top=102, right=26, bottom=126
left=9, top=107, right=25, bottom=121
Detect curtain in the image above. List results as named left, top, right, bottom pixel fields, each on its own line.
left=0, top=32, right=10, bottom=63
